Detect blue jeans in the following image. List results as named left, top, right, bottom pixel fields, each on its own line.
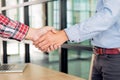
left=92, top=54, right=120, bottom=80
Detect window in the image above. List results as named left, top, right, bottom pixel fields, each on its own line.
left=0, top=0, right=47, bottom=63
left=29, top=4, right=46, bottom=28
left=67, top=0, right=96, bottom=46
left=47, top=0, right=97, bottom=46
left=47, top=0, right=96, bottom=79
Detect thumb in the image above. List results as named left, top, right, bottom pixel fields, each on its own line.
left=31, top=35, right=39, bottom=42
left=41, top=27, right=54, bottom=33
left=51, top=29, right=58, bottom=33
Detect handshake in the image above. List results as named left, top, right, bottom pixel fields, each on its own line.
left=25, top=26, right=68, bottom=52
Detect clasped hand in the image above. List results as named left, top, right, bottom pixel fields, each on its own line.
left=30, top=27, right=68, bottom=52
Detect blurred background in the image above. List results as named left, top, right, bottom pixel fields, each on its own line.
left=0, top=0, right=97, bottom=79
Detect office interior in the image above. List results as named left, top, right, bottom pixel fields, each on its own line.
left=0, top=0, right=96, bottom=80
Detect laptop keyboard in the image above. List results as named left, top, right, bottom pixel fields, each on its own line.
left=0, top=64, right=15, bottom=71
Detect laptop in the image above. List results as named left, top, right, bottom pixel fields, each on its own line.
left=0, top=41, right=27, bottom=73
left=0, top=63, right=27, bottom=73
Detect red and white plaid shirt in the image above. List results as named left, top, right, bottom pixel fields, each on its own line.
left=0, top=14, right=29, bottom=41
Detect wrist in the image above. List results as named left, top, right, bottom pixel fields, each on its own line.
left=60, top=30, right=69, bottom=42
left=25, top=27, right=36, bottom=40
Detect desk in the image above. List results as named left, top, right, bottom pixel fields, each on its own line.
left=0, top=63, right=85, bottom=80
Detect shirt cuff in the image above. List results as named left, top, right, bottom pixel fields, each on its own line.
left=11, top=23, right=29, bottom=41
left=64, top=26, right=81, bottom=43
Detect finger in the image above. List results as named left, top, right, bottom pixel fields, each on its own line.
left=51, top=29, right=57, bottom=33
left=47, top=48, right=51, bottom=52
left=34, top=31, right=52, bottom=45
left=36, top=40, right=49, bottom=49
left=40, top=42, right=52, bottom=50
left=48, top=44, right=59, bottom=51
left=33, top=35, right=46, bottom=45
left=45, top=27, right=54, bottom=30
left=41, top=27, right=54, bottom=33
left=38, top=47, right=47, bottom=52
left=49, top=45, right=54, bottom=51
left=53, top=45, right=59, bottom=50
left=43, top=27, right=57, bottom=34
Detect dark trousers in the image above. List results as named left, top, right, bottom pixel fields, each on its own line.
left=92, top=54, right=120, bottom=80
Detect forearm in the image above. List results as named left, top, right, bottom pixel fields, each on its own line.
left=25, top=27, right=39, bottom=40
left=0, top=14, right=29, bottom=41
left=25, top=27, right=34, bottom=40
left=58, top=30, right=69, bottom=42
left=64, top=1, right=120, bottom=42
left=33, top=30, right=69, bottom=52
left=25, top=27, right=56, bottom=41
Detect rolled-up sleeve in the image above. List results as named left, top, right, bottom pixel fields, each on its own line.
left=0, top=14, right=29, bottom=41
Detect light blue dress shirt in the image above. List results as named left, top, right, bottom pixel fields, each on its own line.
left=64, top=0, right=120, bottom=48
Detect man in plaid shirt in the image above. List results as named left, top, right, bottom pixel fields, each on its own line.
left=0, top=14, right=54, bottom=41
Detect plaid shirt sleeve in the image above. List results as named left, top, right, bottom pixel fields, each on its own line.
left=0, top=14, right=29, bottom=41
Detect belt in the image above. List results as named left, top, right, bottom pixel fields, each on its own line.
left=93, top=46, right=120, bottom=55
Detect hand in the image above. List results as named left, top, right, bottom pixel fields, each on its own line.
left=33, top=30, right=69, bottom=52
left=25, top=26, right=55, bottom=41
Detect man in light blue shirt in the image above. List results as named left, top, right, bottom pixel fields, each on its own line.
left=34, top=0, right=120, bottom=80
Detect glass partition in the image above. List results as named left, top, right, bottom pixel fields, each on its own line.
left=47, top=0, right=97, bottom=46
left=47, top=0, right=97, bottom=58
left=67, top=0, right=96, bottom=79
left=1, top=0, right=97, bottom=79
left=67, top=0, right=96, bottom=46
left=47, top=0, right=60, bottom=30
left=47, top=0, right=96, bottom=79
left=0, top=0, right=46, bottom=63
left=6, top=8, right=20, bottom=55
left=6, top=0, right=18, bottom=6
left=29, top=4, right=46, bottom=28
